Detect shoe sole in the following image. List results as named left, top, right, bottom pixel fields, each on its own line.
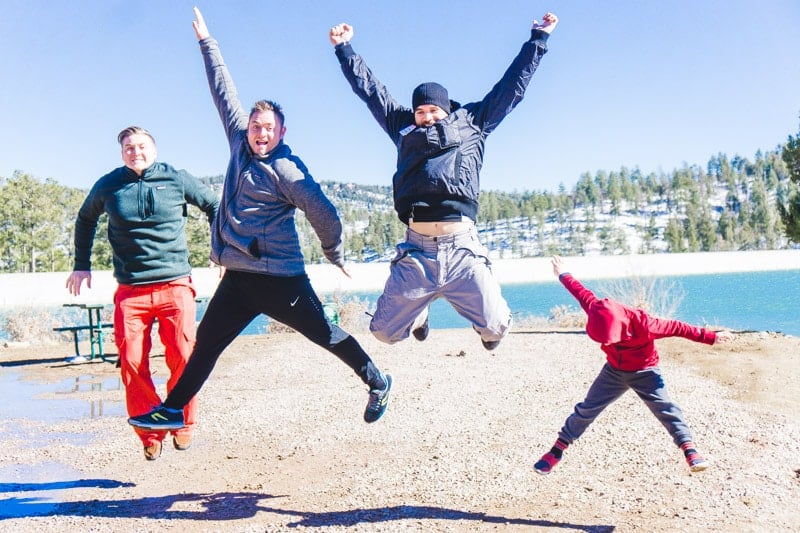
left=690, top=461, right=710, bottom=472
left=533, top=466, right=551, bottom=475
left=128, top=418, right=185, bottom=430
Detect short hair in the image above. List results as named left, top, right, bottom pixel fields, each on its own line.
left=249, top=100, right=285, bottom=127
left=117, top=126, right=155, bottom=146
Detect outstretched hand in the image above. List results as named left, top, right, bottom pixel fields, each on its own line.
left=551, top=255, right=564, bottom=277
left=192, top=6, right=210, bottom=40
left=532, top=12, right=558, bottom=34
left=66, top=271, right=91, bottom=297
left=329, top=23, right=353, bottom=46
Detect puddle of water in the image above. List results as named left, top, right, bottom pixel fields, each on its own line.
left=0, top=371, right=129, bottom=422
left=0, top=371, right=166, bottom=423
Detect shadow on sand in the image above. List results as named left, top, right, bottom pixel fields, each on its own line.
left=0, top=485, right=615, bottom=531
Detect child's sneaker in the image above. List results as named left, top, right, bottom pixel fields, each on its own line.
left=681, top=441, right=710, bottom=472
left=534, top=452, right=561, bottom=475
left=687, top=455, right=709, bottom=472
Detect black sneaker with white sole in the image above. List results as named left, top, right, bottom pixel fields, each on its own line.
left=412, top=317, right=429, bottom=341
left=364, top=374, right=392, bottom=423
left=128, top=405, right=185, bottom=430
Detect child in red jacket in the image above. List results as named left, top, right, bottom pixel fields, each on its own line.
left=534, top=256, right=735, bottom=475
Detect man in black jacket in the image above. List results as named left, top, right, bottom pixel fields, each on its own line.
left=329, top=13, right=558, bottom=350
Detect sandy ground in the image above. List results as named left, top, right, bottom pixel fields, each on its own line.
left=1, top=325, right=798, bottom=532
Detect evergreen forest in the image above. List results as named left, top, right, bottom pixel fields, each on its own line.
left=1, top=142, right=797, bottom=274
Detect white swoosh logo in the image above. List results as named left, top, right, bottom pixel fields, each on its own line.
left=290, top=296, right=299, bottom=307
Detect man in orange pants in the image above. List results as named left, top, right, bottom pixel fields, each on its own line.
left=66, top=126, right=218, bottom=461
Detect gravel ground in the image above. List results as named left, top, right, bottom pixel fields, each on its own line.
left=1, top=328, right=798, bottom=532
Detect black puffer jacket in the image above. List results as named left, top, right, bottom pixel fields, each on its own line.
left=335, top=28, right=550, bottom=224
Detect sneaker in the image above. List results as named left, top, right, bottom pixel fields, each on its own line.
left=681, top=442, right=709, bottom=472
left=686, top=452, right=710, bottom=472
left=173, top=434, right=192, bottom=451
left=128, top=405, right=185, bottom=430
left=364, top=374, right=392, bottom=423
left=482, top=339, right=501, bottom=351
left=534, top=452, right=561, bottom=475
left=143, top=440, right=162, bottom=461
left=411, top=309, right=429, bottom=341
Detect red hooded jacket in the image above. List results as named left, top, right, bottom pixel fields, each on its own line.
left=559, top=273, right=717, bottom=371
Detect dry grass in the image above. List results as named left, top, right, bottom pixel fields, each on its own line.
left=598, top=275, right=685, bottom=318
left=2, top=306, right=62, bottom=343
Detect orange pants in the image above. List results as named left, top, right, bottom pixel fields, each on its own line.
left=114, top=277, right=198, bottom=447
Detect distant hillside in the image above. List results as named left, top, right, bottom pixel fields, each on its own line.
left=280, top=148, right=795, bottom=261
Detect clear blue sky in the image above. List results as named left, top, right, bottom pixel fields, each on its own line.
left=1, top=1, right=798, bottom=193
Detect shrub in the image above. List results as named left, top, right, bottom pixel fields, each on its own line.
left=548, top=304, right=586, bottom=328
left=598, top=276, right=685, bottom=318
left=3, top=306, right=60, bottom=343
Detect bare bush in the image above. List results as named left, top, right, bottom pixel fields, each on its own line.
left=599, top=276, right=685, bottom=318
left=548, top=304, right=587, bottom=328
left=3, top=306, right=60, bottom=343
left=327, top=292, right=371, bottom=333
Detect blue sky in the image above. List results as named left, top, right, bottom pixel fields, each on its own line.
left=1, top=1, right=798, bottom=193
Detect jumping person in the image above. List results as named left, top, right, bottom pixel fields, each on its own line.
left=67, top=126, right=219, bottom=461
left=533, top=256, right=735, bottom=475
left=128, top=7, right=391, bottom=435
left=329, top=13, right=558, bottom=350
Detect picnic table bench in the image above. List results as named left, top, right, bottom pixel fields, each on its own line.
left=54, top=303, right=115, bottom=364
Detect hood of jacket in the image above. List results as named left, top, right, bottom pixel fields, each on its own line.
left=585, top=298, right=632, bottom=344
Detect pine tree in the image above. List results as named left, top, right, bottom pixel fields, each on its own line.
left=778, top=119, right=800, bottom=243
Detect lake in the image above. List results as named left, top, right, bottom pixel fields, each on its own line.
left=225, top=269, right=800, bottom=337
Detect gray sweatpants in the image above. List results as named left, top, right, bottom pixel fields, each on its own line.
left=559, top=362, right=694, bottom=447
left=369, top=226, right=511, bottom=344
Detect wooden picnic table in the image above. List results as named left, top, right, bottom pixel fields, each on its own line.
left=54, top=303, right=115, bottom=364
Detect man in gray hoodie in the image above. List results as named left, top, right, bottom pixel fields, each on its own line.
left=129, top=7, right=392, bottom=435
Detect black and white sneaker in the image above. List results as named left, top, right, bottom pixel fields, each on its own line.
left=411, top=308, right=430, bottom=341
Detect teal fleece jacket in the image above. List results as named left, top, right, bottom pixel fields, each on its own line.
left=73, top=162, right=219, bottom=285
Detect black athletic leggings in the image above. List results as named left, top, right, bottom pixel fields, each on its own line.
left=163, top=269, right=382, bottom=409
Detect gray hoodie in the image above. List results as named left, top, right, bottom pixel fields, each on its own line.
left=199, top=37, right=344, bottom=276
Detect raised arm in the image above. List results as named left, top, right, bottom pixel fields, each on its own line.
left=330, top=22, right=408, bottom=143
left=470, top=12, right=558, bottom=135
left=552, top=255, right=602, bottom=314
left=192, top=7, right=248, bottom=145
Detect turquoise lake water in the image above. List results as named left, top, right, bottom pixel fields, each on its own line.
left=3, top=269, right=793, bottom=341
left=228, top=269, right=800, bottom=336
